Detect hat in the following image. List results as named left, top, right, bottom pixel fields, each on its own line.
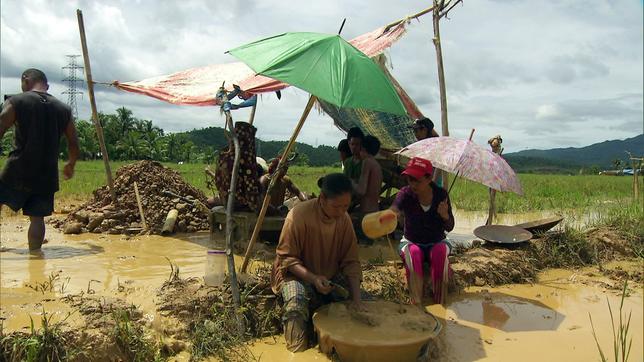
left=402, top=157, right=433, bottom=179
left=409, top=117, right=434, bottom=130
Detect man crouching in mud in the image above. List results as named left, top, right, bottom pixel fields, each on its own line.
left=0, top=68, right=79, bottom=250
left=270, top=173, right=365, bottom=352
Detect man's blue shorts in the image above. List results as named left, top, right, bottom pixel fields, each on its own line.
left=0, top=182, right=54, bottom=217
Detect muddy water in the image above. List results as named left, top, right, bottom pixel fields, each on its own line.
left=2, top=216, right=642, bottom=362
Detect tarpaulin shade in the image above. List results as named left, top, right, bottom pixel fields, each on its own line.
left=113, top=23, right=411, bottom=110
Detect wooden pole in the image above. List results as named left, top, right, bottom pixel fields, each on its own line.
left=432, top=0, right=450, bottom=188
left=241, top=95, right=317, bottom=273
left=248, top=102, right=257, bottom=126
left=485, top=148, right=504, bottom=226
left=220, top=89, right=244, bottom=333
left=133, top=182, right=147, bottom=230
left=77, top=9, right=116, bottom=203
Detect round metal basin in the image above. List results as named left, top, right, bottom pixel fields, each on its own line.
left=473, top=225, right=533, bottom=244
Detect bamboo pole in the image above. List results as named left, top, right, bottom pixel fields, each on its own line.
left=432, top=0, right=450, bottom=189
left=241, top=95, right=317, bottom=273
left=248, top=101, right=257, bottom=125
left=133, top=182, right=147, bottom=230
left=485, top=148, right=504, bottom=226
left=76, top=9, right=116, bottom=203
left=220, top=89, right=244, bottom=333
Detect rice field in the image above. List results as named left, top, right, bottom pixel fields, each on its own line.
left=0, top=159, right=641, bottom=213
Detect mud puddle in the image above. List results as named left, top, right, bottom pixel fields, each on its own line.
left=241, top=267, right=642, bottom=362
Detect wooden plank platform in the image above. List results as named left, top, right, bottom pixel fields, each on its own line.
left=210, top=206, right=285, bottom=242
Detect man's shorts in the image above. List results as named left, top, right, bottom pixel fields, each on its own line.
left=0, top=182, right=54, bottom=217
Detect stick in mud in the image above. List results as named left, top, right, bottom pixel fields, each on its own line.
left=133, top=182, right=147, bottom=230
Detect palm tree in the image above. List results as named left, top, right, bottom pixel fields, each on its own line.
left=115, top=107, right=135, bottom=135
left=116, top=132, right=146, bottom=160
left=76, top=120, right=99, bottom=159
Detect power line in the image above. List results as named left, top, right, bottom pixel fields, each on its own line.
left=62, top=55, right=84, bottom=119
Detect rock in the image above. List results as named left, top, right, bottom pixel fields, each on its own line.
left=63, top=222, right=83, bottom=234
left=87, top=213, right=105, bottom=231
left=186, top=226, right=196, bottom=233
left=172, top=198, right=180, bottom=203
left=177, top=220, right=187, bottom=232
left=176, top=203, right=188, bottom=211
left=474, top=277, right=486, bottom=287
left=189, top=221, right=199, bottom=227
left=71, top=210, right=89, bottom=223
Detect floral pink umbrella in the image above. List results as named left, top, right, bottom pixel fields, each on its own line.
left=395, top=136, right=523, bottom=195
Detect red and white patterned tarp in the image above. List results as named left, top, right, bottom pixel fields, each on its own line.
left=112, top=23, right=415, bottom=112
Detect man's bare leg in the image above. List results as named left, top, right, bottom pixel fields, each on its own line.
left=28, top=216, right=45, bottom=251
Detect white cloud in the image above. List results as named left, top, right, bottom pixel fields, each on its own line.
left=1, top=0, right=642, bottom=152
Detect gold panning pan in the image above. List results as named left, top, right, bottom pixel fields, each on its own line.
left=473, top=225, right=533, bottom=244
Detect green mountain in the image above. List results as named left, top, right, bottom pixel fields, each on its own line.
left=182, top=126, right=643, bottom=173
left=181, top=126, right=340, bottom=167
left=505, top=134, right=643, bottom=171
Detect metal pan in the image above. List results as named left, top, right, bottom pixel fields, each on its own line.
left=473, top=225, right=533, bottom=244
left=514, top=216, right=564, bottom=234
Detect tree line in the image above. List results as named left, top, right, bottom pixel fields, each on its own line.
left=0, top=106, right=341, bottom=166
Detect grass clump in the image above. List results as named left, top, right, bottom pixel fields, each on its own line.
left=112, top=308, right=165, bottom=362
left=0, top=310, right=80, bottom=362
left=530, top=226, right=598, bottom=268
left=589, top=281, right=634, bottom=362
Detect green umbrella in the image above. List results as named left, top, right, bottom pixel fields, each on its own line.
left=227, top=32, right=407, bottom=116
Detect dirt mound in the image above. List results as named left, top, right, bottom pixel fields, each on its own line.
left=60, top=161, right=209, bottom=235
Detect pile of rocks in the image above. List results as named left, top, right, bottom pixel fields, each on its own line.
left=61, top=161, right=210, bottom=235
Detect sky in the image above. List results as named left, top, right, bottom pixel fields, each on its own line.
left=1, top=0, right=642, bottom=152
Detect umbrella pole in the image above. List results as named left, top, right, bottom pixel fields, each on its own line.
left=241, top=95, right=318, bottom=273
left=447, top=129, right=475, bottom=194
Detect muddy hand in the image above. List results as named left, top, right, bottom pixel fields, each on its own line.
left=314, top=275, right=333, bottom=295
left=437, top=200, right=449, bottom=220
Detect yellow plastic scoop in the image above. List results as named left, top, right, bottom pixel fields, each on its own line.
left=361, top=210, right=398, bottom=239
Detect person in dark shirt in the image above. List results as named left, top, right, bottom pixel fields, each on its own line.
left=390, top=157, right=454, bottom=305
left=0, top=69, right=79, bottom=250
left=342, top=127, right=364, bottom=183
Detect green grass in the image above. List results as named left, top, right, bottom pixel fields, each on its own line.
left=1, top=159, right=640, bottom=214
left=589, top=281, right=634, bottom=362
left=0, top=309, right=80, bottom=362
left=112, top=308, right=165, bottom=362
left=449, top=173, right=638, bottom=212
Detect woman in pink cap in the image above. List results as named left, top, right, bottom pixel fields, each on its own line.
left=390, top=157, right=454, bottom=304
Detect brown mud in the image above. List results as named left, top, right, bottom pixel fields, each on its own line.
left=1, top=213, right=642, bottom=361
